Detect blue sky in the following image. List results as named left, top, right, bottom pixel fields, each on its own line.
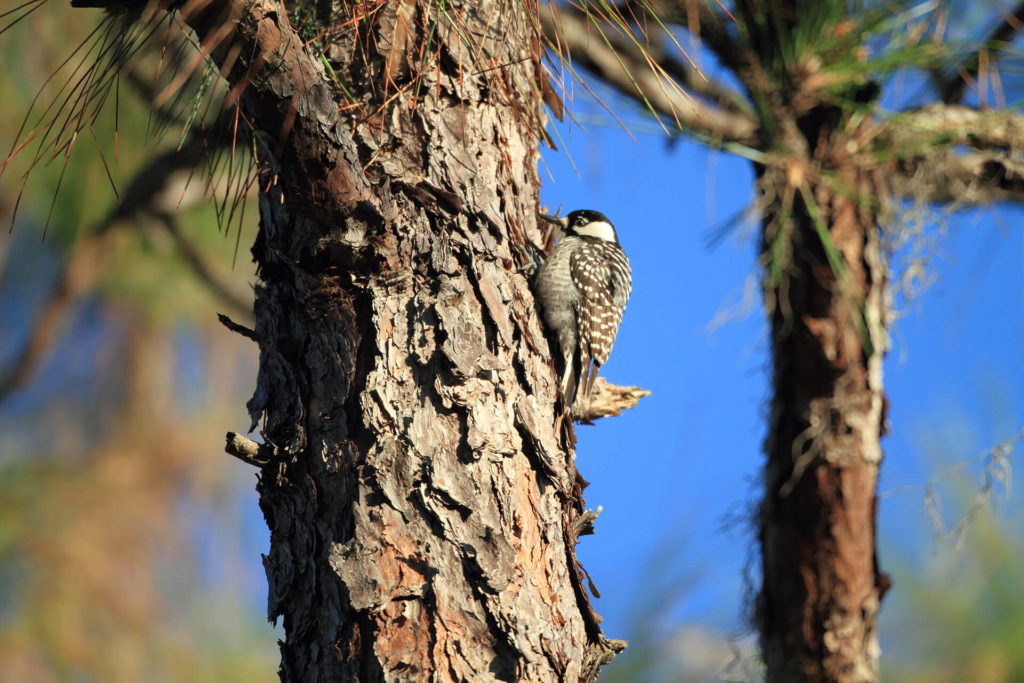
left=537, top=101, right=1024, bottom=643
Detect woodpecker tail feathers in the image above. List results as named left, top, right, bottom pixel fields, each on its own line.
left=561, top=353, right=602, bottom=419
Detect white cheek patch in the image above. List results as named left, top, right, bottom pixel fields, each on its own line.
left=575, top=220, right=616, bottom=242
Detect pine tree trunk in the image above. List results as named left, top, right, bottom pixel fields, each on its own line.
left=726, top=2, right=894, bottom=676
left=165, top=0, right=620, bottom=679
left=757, top=138, right=890, bottom=681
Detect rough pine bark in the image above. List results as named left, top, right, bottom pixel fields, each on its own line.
left=126, top=0, right=625, bottom=680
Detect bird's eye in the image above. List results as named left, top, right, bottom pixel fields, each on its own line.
left=575, top=217, right=586, bottom=226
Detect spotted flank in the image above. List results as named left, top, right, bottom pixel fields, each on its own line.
left=570, top=242, right=631, bottom=365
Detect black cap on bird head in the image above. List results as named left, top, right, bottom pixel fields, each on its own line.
left=539, top=209, right=618, bottom=243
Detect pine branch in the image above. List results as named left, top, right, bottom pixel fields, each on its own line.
left=885, top=104, right=1024, bottom=205
left=893, top=151, right=1024, bottom=206
left=542, top=6, right=758, bottom=145
left=891, top=103, right=1024, bottom=149
left=224, top=431, right=277, bottom=466
left=622, top=0, right=745, bottom=72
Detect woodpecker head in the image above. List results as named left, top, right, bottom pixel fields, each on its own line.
left=540, top=209, right=619, bottom=244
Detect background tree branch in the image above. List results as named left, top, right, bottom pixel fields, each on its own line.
left=892, top=104, right=1024, bottom=149
left=620, top=0, right=745, bottom=73
left=542, top=5, right=758, bottom=146
left=892, top=152, right=1024, bottom=206
left=0, top=113, right=251, bottom=405
left=885, top=104, right=1024, bottom=205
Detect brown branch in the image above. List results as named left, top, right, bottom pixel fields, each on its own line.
left=892, top=151, right=1024, bottom=206
left=622, top=0, right=744, bottom=73
left=217, top=312, right=260, bottom=342
left=542, top=6, right=758, bottom=146
left=936, top=1, right=1024, bottom=104
left=574, top=377, right=650, bottom=422
left=892, top=103, right=1024, bottom=148
left=653, top=50, right=755, bottom=121
left=607, top=0, right=752, bottom=115
left=885, top=104, right=1024, bottom=205
left=225, top=431, right=278, bottom=466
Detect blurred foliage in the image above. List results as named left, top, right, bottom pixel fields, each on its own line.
left=880, top=404, right=1024, bottom=683
left=1, top=0, right=254, bottom=323
left=597, top=532, right=763, bottom=682
left=0, top=317, right=276, bottom=681
left=883, top=510, right=1024, bottom=682
left=0, top=3, right=273, bottom=681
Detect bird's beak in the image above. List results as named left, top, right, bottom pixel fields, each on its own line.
left=538, top=212, right=567, bottom=245
left=539, top=213, right=564, bottom=226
